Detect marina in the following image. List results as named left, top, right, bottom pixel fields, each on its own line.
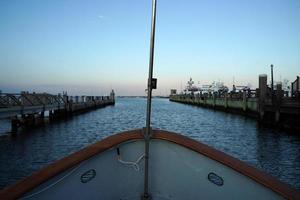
left=0, top=91, right=115, bottom=132
left=1, top=0, right=300, bottom=199
left=170, top=75, right=300, bottom=131
left=0, top=98, right=300, bottom=192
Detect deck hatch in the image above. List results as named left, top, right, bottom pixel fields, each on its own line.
left=80, top=169, right=96, bottom=183
left=208, top=172, right=224, bottom=186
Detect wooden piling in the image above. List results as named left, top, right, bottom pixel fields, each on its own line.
left=259, top=74, right=267, bottom=120
left=243, top=90, right=247, bottom=112
left=225, top=93, right=228, bottom=109
left=275, top=83, right=283, bottom=123
left=11, top=116, right=19, bottom=133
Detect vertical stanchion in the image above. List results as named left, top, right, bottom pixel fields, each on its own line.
left=143, top=0, right=157, bottom=199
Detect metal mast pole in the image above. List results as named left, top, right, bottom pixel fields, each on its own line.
left=143, top=0, right=157, bottom=199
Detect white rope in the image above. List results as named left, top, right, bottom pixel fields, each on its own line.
left=20, top=162, right=85, bottom=199
left=19, top=150, right=144, bottom=199
left=117, top=154, right=145, bottom=171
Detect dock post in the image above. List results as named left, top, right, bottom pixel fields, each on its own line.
left=275, top=110, right=280, bottom=123
left=243, top=90, right=247, bottom=112
left=40, top=111, right=44, bottom=118
left=225, top=93, right=228, bottom=109
left=69, top=99, right=73, bottom=115
left=25, top=114, right=35, bottom=128
left=213, top=93, right=216, bottom=108
left=49, top=110, right=54, bottom=121
left=37, top=111, right=45, bottom=126
left=275, top=82, right=283, bottom=123
left=11, top=116, right=19, bottom=133
left=259, top=74, right=267, bottom=120
left=271, top=64, right=274, bottom=102
left=110, top=90, right=115, bottom=104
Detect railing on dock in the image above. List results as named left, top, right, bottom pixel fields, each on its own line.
left=0, top=91, right=115, bottom=119
left=0, top=90, right=115, bottom=132
left=169, top=75, right=300, bottom=130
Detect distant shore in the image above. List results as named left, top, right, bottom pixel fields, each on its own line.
left=117, top=96, right=169, bottom=98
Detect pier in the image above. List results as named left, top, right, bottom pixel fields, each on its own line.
left=0, top=90, right=115, bottom=132
left=170, top=75, right=300, bottom=131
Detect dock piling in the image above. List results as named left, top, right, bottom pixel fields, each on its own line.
left=0, top=91, right=115, bottom=132
left=259, top=74, right=267, bottom=120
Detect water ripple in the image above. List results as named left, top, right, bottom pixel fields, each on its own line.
left=0, top=97, right=299, bottom=190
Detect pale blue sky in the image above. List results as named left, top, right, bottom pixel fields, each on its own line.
left=0, top=0, right=299, bottom=95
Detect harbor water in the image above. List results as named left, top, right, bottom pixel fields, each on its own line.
left=0, top=97, right=299, bottom=190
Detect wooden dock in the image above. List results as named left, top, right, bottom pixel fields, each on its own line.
left=0, top=90, right=115, bottom=132
left=170, top=75, right=300, bottom=131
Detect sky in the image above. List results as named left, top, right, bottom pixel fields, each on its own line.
left=0, top=0, right=299, bottom=96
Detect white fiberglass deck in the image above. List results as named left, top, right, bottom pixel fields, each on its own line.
left=22, top=139, right=284, bottom=200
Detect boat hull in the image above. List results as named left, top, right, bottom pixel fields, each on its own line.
left=0, top=129, right=299, bottom=199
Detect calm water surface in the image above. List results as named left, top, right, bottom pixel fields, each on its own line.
left=0, top=97, right=299, bottom=190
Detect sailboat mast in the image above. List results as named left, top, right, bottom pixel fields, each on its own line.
left=143, top=0, right=157, bottom=198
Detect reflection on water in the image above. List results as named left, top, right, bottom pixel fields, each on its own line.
left=0, top=97, right=299, bottom=189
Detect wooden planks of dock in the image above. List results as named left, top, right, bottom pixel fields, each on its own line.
left=170, top=75, right=300, bottom=131
left=0, top=90, right=115, bottom=132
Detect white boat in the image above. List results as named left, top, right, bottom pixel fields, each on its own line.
left=1, top=0, right=299, bottom=199
left=0, top=129, right=299, bottom=199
